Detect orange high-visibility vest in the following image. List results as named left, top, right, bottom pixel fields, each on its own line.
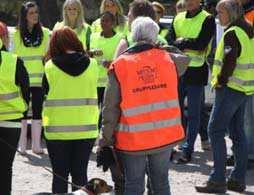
left=111, top=48, right=185, bottom=152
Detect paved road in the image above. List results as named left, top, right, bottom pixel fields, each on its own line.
left=12, top=137, right=254, bottom=195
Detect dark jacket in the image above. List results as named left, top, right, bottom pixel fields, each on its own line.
left=100, top=43, right=190, bottom=155
left=167, top=8, right=216, bottom=85
left=0, top=51, right=30, bottom=121
left=217, top=18, right=254, bottom=86
left=42, top=52, right=90, bottom=95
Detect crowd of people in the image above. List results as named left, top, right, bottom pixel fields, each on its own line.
left=0, top=0, right=253, bottom=194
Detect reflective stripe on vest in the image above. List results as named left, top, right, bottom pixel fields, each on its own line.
left=117, top=117, right=181, bottom=132
left=214, top=60, right=254, bottom=70
left=98, top=77, right=108, bottom=84
left=44, top=98, right=98, bottom=107
left=20, top=55, right=44, bottom=61
left=29, top=73, right=44, bottom=78
left=30, top=83, right=42, bottom=87
left=0, top=111, right=22, bottom=115
left=0, top=121, right=21, bottom=128
left=122, top=99, right=179, bottom=117
left=0, top=92, right=19, bottom=100
left=229, top=77, right=254, bottom=86
left=45, top=124, right=97, bottom=132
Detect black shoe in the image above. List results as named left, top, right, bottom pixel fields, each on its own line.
left=175, top=153, right=191, bottom=164
left=195, top=180, right=226, bottom=193
left=247, top=159, right=254, bottom=170
left=170, top=149, right=177, bottom=161
left=226, top=155, right=234, bottom=166
left=227, top=179, right=246, bottom=192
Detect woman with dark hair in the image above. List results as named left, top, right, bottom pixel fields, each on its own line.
left=0, top=21, right=30, bottom=195
left=91, top=0, right=128, bottom=35
left=12, top=1, right=50, bottom=155
left=90, top=12, right=123, bottom=129
left=42, top=27, right=99, bottom=194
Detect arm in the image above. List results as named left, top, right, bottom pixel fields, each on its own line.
left=166, top=18, right=177, bottom=45
left=42, top=74, right=49, bottom=96
left=173, top=16, right=216, bottom=51
left=114, top=38, right=129, bottom=59
left=170, top=53, right=190, bottom=76
left=15, top=58, right=30, bottom=117
left=99, top=71, right=122, bottom=147
left=217, top=31, right=241, bottom=86
left=162, top=45, right=190, bottom=76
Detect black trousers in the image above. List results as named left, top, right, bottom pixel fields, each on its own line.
left=46, top=139, right=95, bottom=193
left=0, top=127, right=20, bottom=195
left=97, top=87, right=105, bottom=130
left=30, top=87, right=44, bottom=119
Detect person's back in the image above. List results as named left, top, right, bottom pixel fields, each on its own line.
left=0, top=22, right=30, bottom=195
left=42, top=27, right=99, bottom=194
left=100, top=17, right=185, bottom=195
left=112, top=46, right=185, bottom=151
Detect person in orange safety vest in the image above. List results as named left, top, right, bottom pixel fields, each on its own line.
left=98, top=16, right=190, bottom=195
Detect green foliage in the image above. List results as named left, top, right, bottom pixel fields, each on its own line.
left=0, top=0, right=176, bottom=26
left=0, top=0, right=23, bottom=25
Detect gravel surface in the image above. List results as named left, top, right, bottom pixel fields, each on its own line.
left=12, top=137, right=254, bottom=195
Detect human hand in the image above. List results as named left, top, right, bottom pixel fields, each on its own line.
left=91, top=49, right=103, bottom=56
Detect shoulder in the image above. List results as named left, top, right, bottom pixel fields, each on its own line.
left=53, top=21, right=64, bottom=31
left=45, top=59, right=55, bottom=70
left=114, top=32, right=124, bottom=40
left=91, top=18, right=100, bottom=26
left=223, top=28, right=239, bottom=47
left=13, top=28, right=20, bottom=38
left=42, top=27, right=51, bottom=35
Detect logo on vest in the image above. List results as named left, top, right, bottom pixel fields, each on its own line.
left=137, top=66, right=157, bottom=84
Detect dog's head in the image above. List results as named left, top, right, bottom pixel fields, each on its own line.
left=32, top=178, right=113, bottom=195
left=86, top=178, right=113, bottom=194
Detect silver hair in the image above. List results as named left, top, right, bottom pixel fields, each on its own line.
left=217, top=0, right=243, bottom=23
left=131, top=17, right=159, bottom=44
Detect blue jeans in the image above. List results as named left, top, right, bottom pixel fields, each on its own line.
left=199, top=91, right=209, bottom=142
left=119, top=149, right=171, bottom=195
left=244, top=95, right=254, bottom=160
left=208, top=87, right=248, bottom=184
left=179, top=78, right=204, bottom=155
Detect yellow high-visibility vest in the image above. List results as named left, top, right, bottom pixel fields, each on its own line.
left=43, top=58, right=99, bottom=140
left=13, top=27, right=50, bottom=87
left=0, top=51, right=27, bottom=120
left=212, top=26, right=254, bottom=95
left=173, top=10, right=211, bottom=67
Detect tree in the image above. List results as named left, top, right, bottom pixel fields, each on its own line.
left=35, top=0, right=59, bottom=29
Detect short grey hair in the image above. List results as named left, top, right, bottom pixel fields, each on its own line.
left=131, top=17, right=159, bottom=44
left=217, top=0, right=243, bottom=23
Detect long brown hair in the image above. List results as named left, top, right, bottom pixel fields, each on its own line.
left=45, top=26, right=86, bottom=61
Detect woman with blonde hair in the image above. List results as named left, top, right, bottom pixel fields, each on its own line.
left=91, top=0, right=128, bottom=35
left=53, top=0, right=92, bottom=50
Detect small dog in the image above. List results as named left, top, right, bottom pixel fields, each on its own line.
left=33, top=178, right=113, bottom=195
